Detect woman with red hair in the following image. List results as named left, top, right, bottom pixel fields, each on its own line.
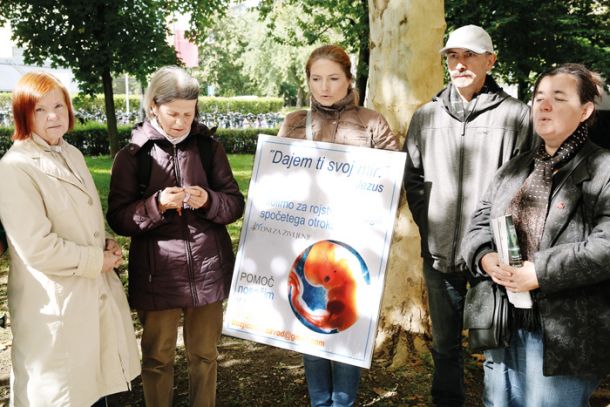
left=0, top=72, right=140, bottom=406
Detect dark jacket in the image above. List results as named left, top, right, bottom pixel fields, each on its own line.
left=278, top=90, right=399, bottom=151
left=404, top=77, right=533, bottom=272
left=462, top=141, right=610, bottom=377
left=107, top=120, right=245, bottom=310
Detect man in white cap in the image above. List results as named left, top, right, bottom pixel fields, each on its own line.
left=403, top=25, right=534, bottom=406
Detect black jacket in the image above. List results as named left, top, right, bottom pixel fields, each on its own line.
left=107, top=120, right=245, bottom=310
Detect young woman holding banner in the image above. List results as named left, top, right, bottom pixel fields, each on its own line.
left=278, top=44, right=399, bottom=407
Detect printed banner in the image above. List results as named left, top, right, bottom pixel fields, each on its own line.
left=222, top=135, right=406, bottom=368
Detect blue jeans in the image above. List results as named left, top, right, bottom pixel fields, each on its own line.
left=423, top=259, right=468, bottom=406
left=484, top=329, right=601, bottom=407
left=303, top=354, right=361, bottom=407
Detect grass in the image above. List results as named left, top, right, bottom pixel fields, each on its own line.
left=224, top=154, right=254, bottom=248
left=85, top=155, right=114, bottom=214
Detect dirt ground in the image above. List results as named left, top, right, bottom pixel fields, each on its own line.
left=0, top=325, right=608, bottom=407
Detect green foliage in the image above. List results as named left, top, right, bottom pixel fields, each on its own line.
left=72, top=94, right=142, bottom=114
left=0, top=0, right=179, bottom=156
left=0, top=1, right=178, bottom=94
left=198, top=96, right=284, bottom=114
left=195, top=11, right=257, bottom=97
left=446, top=0, right=610, bottom=100
left=85, top=155, right=114, bottom=214
left=257, top=0, right=369, bottom=103
left=193, top=8, right=311, bottom=105
left=0, top=93, right=10, bottom=108
left=223, top=153, right=254, bottom=247
left=162, top=0, right=230, bottom=43
left=258, top=0, right=367, bottom=54
left=239, top=8, right=312, bottom=105
left=0, top=0, right=233, bottom=156
left=0, top=125, right=278, bottom=156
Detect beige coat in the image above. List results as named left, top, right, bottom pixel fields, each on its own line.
left=0, top=136, right=140, bottom=406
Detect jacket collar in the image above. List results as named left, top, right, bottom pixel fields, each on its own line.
left=128, top=120, right=209, bottom=153
left=436, top=75, right=510, bottom=122
left=311, top=88, right=357, bottom=116
left=18, top=136, right=93, bottom=197
left=129, top=120, right=171, bottom=148
left=541, top=141, right=597, bottom=248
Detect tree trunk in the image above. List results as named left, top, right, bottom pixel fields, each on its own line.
left=296, top=86, right=304, bottom=108
left=517, top=79, right=529, bottom=103
left=102, top=67, right=119, bottom=157
left=367, top=0, right=445, bottom=367
left=355, top=0, right=370, bottom=105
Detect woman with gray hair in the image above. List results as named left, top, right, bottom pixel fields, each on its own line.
left=107, top=66, right=245, bottom=407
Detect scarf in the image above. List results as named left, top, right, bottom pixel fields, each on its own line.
left=507, top=124, right=588, bottom=330
left=151, top=118, right=190, bottom=145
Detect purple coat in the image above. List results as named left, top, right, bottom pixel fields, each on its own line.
left=107, top=121, right=245, bottom=310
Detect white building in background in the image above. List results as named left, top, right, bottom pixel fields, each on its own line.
left=0, top=24, right=79, bottom=94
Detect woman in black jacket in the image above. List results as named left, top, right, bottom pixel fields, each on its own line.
left=108, top=66, right=244, bottom=407
left=462, top=64, right=609, bottom=406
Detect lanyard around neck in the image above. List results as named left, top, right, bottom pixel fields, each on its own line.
left=306, top=109, right=313, bottom=141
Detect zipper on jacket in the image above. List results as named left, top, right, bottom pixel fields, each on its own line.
left=449, top=120, right=468, bottom=272
left=173, top=145, right=182, bottom=185
left=174, top=144, right=199, bottom=305
left=184, top=233, right=199, bottom=305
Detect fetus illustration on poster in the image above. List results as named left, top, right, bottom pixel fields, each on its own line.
left=288, top=240, right=369, bottom=334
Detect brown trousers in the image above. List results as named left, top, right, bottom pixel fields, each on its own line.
left=137, top=301, right=223, bottom=407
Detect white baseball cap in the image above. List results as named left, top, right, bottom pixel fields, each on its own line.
left=440, top=25, right=495, bottom=54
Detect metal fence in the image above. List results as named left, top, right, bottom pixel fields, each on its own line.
left=0, top=104, right=283, bottom=129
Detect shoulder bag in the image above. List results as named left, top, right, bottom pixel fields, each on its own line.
left=463, top=278, right=511, bottom=352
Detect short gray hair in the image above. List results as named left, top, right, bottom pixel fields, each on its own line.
left=143, top=66, right=200, bottom=120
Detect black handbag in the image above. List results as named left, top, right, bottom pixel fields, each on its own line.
left=463, top=278, right=511, bottom=352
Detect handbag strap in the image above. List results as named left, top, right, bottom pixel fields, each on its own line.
left=305, top=109, right=313, bottom=141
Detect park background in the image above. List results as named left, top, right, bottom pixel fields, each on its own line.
left=0, top=1, right=609, bottom=405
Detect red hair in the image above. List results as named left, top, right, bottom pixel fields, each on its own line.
left=11, top=72, right=75, bottom=141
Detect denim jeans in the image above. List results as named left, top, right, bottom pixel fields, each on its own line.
left=484, top=329, right=602, bottom=407
left=303, top=354, right=361, bottom=407
left=423, top=259, right=468, bottom=406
